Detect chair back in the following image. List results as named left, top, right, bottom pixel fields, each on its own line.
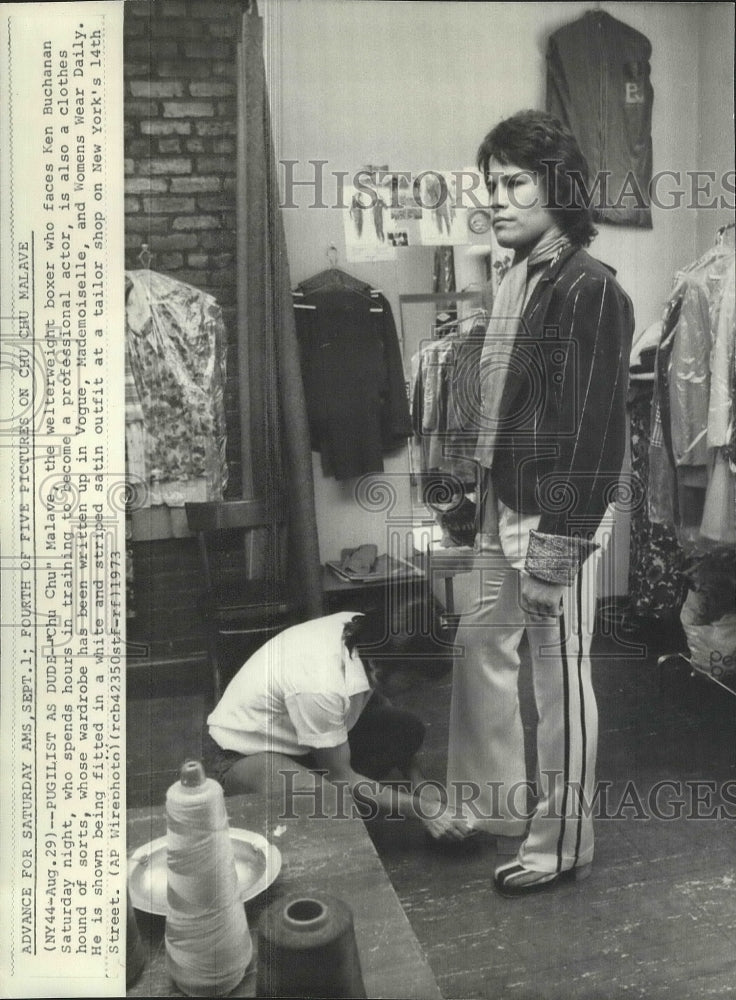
left=185, top=497, right=288, bottom=591
left=185, top=496, right=295, bottom=701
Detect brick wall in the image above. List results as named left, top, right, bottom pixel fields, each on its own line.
left=124, top=0, right=245, bottom=495
left=124, top=0, right=247, bottom=674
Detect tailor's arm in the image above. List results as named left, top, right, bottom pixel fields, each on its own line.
left=311, top=741, right=473, bottom=841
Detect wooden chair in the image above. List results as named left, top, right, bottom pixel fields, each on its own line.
left=185, top=497, right=300, bottom=702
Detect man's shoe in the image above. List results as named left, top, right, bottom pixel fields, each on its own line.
left=493, top=859, right=592, bottom=897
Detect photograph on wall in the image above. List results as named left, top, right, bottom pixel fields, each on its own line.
left=343, top=184, right=398, bottom=261
left=416, top=169, right=472, bottom=246
left=343, top=165, right=398, bottom=262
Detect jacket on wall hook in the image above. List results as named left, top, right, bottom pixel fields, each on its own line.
left=546, top=10, right=654, bottom=229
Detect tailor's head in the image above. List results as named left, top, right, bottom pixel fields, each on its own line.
left=342, top=596, right=451, bottom=696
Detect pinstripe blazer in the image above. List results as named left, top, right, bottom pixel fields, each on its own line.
left=491, top=246, right=635, bottom=540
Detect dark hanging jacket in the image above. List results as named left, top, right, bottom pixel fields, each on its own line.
left=546, top=10, right=654, bottom=228
left=294, top=272, right=412, bottom=480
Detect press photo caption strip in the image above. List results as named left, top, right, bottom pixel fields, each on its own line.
left=1, top=3, right=126, bottom=996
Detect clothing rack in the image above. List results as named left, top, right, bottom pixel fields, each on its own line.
left=399, top=291, right=484, bottom=353
left=654, top=224, right=736, bottom=701
left=434, top=309, right=488, bottom=335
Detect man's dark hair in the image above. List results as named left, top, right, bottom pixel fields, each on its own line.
left=342, top=594, right=450, bottom=680
left=477, top=109, right=597, bottom=247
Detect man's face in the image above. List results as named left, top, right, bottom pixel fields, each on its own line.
left=486, top=157, right=556, bottom=251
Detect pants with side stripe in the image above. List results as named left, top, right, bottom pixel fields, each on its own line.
left=447, top=504, right=614, bottom=872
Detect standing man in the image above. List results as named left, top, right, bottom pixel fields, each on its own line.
left=447, top=110, right=634, bottom=895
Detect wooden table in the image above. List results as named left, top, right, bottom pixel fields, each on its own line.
left=127, top=791, right=442, bottom=999
left=320, top=564, right=428, bottom=616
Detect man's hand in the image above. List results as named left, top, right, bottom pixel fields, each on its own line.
left=415, top=782, right=477, bottom=841
left=421, top=811, right=477, bottom=841
left=520, top=573, right=565, bottom=619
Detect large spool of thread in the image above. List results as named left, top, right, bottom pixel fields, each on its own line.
left=165, top=759, right=252, bottom=997
left=256, top=892, right=367, bottom=999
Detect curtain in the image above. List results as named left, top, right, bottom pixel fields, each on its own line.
left=237, top=3, right=322, bottom=617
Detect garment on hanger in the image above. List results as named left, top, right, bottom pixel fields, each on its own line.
left=125, top=269, right=228, bottom=508
left=546, top=10, right=653, bottom=228
left=627, top=377, right=687, bottom=618
left=648, top=295, right=682, bottom=526
left=701, top=264, right=736, bottom=544
left=125, top=340, right=146, bottom=490
left=294, top=268, right=411, bottom=480
left=408, top=247, right=479, bottom=546
left=648, top=243, right=736, bottom=545
left=409, top=315, right=487, bottom=547
left=646, top=233, right=736, bottom=677
left=433, top=246, right=455, bottom=297
left=707, top=262, right=735, bottom=449
left=411, top=336, right=456, bottom=475
left=410, top=315, right=486, bottom=482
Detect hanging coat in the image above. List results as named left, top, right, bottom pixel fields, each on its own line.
left=294, top=274, right=412, bottom=480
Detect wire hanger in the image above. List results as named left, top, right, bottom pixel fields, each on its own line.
left=298, top=243, right=377, bottom=300
left=434, top=309, right=488, bottom=335
left=716, top=221, right=735, bottom=245
left=137, top=243, right=153, bottom=268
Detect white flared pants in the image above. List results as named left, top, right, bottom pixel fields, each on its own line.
left=447, top=504, right=614, bottom=872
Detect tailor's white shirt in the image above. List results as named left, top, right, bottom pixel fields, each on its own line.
left=207, top=612, right=372, bottom=757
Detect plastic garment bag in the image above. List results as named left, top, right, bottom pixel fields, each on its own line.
left=125, top=269, right=228, bottom=507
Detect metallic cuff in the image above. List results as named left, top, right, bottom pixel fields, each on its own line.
left=524, top=530, right=600, bottom=586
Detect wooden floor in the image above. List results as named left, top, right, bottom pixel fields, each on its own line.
left=127, top=621, right=736, bottom=1000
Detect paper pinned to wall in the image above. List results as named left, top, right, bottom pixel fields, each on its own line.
left=343, top=165, right=398, bottom=262
left=343, top=166, right=497, bottom=260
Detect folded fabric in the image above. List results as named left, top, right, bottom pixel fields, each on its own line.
left=341, top=544, right=378, bottom=576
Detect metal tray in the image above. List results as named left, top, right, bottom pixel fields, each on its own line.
left=128, top=828, right=282, bottom=915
